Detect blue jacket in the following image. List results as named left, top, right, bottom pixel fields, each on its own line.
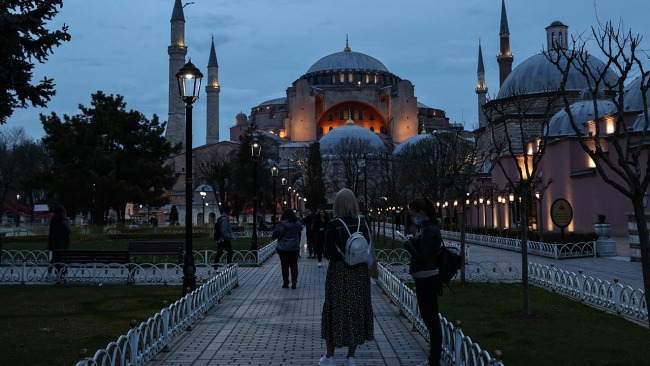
left=273, top=220, right=303, bottom=251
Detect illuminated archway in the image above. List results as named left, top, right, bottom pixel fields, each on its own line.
left=317, top=102, right=387, bottom=136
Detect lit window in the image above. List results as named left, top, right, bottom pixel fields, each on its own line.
left=340, top=73, right=345, bottom=83
left=329, top=126, right=333, bottom=131
left=332, top=74, right=336, bottom=84
left=366, top=73, right=370, bottom=83
left=348, top=73, right=353, bottom=83
left=374, top=73, right=379, bottom=84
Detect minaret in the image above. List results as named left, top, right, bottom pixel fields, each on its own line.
left=166, top=0, right=188, bottom=152
left=206, top=36, right=220, bottom=145
left=476, top=39, right=488, bottom=128
left=496, top=0, right=513, bottom=87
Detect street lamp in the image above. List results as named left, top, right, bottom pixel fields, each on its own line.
left=200, top=187, right=206, bottom=225
left=250, top=136, right=262, bottom=259
left=176, top=59, right=203, bottom=296
left=271, top=166, right=278, bottom=223
left=16, top=194, right=21, bottom=227
left=281, top=177, right=286, bottom=210
left=288, top=186, right=292, bottom=210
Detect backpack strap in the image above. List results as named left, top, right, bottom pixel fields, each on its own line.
left=335, top=218, right=353, bottom=257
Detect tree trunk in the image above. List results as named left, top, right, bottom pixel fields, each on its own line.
left=632, top=199, right=650, bottom=328
left=460, top=205, right=467, bottom=286
left=521, top=194, right=530, bottom=315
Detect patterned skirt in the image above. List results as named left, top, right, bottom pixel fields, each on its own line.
left=321, top=260, right=374, bottom=347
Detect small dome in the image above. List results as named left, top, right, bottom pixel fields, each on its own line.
left=624, top=76, right=650, bottom=112
left=236, top=111, right=247, bottom=118
left=318, top=125, right=385, bottom=153
left=632, top=111, right=650, bottom=131
left=548, top=89, right=616, bottom=136
left=307, top=51, right=389, bottom=74
left=549, top=20, right=565, bottom=27
left=497, top=51, right=618, bottom=99
left=393, top=134, right=433, bottom=155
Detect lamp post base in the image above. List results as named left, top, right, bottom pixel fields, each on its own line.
left=181, top=254, right=197, bottom=296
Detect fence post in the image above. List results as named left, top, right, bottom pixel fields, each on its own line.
left=491, top=350, right=503, bottom=366
left=185, top=288, right=193, bottom=331
left=453, top=320, right=462, bottom=366
left=128, top=319, right=139, bottom=365
left=21, top=261, right=26, bottom=284
left=577, top=270, right=585, bottom=301
left=161, top=301, right=170, bottom=352
left=612, top=278, right=623, bottom=314
left=78, top=349, right=89, bottom=366
left=550, top=264, right=556, bottom=291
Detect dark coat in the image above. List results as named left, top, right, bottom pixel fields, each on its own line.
left=403, top=219, right=441, bottom=274
left=47, top=217, right=71, bottom=251
left=273, top=220, right=303, bottom=251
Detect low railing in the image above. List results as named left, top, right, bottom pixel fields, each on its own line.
left=528, top=263, right=648, bottom=326
left=374, top=227, right=470, bottom=262
left=75, top=264, right=238, bottom=366
left=0, top=241, right=277, bottom=284
left=377, top=262, right=505, bottom=366
left=442, top=231, right=596, bottom=259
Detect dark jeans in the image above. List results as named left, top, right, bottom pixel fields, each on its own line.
left=276, top=248, right=299, bottom=284
left=414, top=274, right=442, bottom=366
left=315, top=236, right=324, bottom=262
left=306, top=230, right=314, bottom=256
left=214, top=240, right=233, bottom=267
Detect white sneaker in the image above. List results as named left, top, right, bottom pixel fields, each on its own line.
left=345, top=357, right=356, bottom=366
left=318, top=355, right=335, bottom=366
left=318, top=262, right=322, bottom=267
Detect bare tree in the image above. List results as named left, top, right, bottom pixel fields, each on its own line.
left=546, top=20, right=650, bottom=326
left=324, top=137, right=385, bottom=198
left=482, top=88, right=556, bottom=315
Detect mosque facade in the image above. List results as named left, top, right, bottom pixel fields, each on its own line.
left=473, top=0, right=649, bottom=249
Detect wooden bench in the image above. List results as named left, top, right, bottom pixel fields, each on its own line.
left=127, top=241, right=184, bottom=264
left=52, top=249, right=131, bottom=265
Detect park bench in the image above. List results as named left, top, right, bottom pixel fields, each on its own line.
left=127, top=241, right=183, bottom=264
left=51, top=249, right=133, bottom=283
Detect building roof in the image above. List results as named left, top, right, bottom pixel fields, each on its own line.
left=547, top=89, right=616, bottom=136
left=306, top=50, right=389, bottom=74
left=624, top=75, right=650, bottom=113
left=417, top=101, right=432, bottom=109
left=208, top=37, right=218, bottom=67
left=393, top=130, right=474, bottom=155
left=318, top=125, right=386, bottom=153
left=258, top=97, right=287, bottom=106
left=496, top=51, right=618, bottom=99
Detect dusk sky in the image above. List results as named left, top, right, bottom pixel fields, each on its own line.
left=7, top=0, right=650, bottom=147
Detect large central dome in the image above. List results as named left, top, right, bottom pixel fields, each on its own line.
left=307, top=50, right=389, bottom=74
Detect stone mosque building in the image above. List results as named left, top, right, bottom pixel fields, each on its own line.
left=472, top=0, right=650, bottom=255
left=163, top=0, right=461, bottom=222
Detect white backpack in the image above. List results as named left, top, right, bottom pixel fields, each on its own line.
left=335, top=216, right=369, bottom=266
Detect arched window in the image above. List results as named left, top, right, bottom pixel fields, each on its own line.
left=328, top=125, right=333, bottom=131
left=339, top=110, right=345, bottom=120
left=366, top=73, right=370, bottom=83
left=380, top=126, right=385, bottom=134
left=369, top=113, right=375, bottom=120
left=374, top=73, right=379, bottom=84
left=318, top=126, right=324, bottom=134
left=358, top=110, right=364, bottom=120
left=551, top=32, right=555, bottom=45
left=208, top=212, right=216, bottom=224
left=328, top=113, right=334, bottom=121
left=332, top=74, right=336, bottom=84
left=369, top=126, right=375, bottom=132
left=348, top=73, right=353, bottom=83
left=197, top=212, right=204, bottom=225
left=339, top=73, right=345, bottom=83
left=559, top=31, right=563, bottom=46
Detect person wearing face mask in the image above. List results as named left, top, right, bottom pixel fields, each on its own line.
left=399, top=197, right=442, bottom=366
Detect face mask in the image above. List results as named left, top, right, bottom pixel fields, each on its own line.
left=413, top=217, right=423, bottom=225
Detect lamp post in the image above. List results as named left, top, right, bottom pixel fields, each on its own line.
left=250, top=137, right=262, bottom=259
left=271, top=166, right=278, bottom=223
left=288, top=186, right=292, bottom=210
left=16, top=194, right=21, bottom=227
left=200, top=187, right=206, bottom=226
left=535, top=191, right=543, bottom=241
left=176, top=59, right=203, bottom=296
left=281, top=177, right=286, bottom=210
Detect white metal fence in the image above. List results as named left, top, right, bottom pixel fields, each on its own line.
left=441, top=231, right=596, bottom=259
left=75, top=264, right=239, bottom=366
left=377, top=262, right=505, bottom=366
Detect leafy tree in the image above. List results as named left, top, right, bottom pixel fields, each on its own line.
left=546, top=20, right=650, bottom=326
left=0, top=0, right=71, bottom=124
left=37, top=91, right=180, bottom=223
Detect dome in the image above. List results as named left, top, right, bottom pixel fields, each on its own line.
left=496, top=51, right=619, bottom=99
left=258, top=97, right=287, bottom=106
left=236, top=111, right=247, bottom=118
left=393, top=133, right=433, bottom=155
left=318, top=125, right=386, bottom=153
left=624, top=76, right=649, bottom=112
left=632, top=109, right=650, bottom=131
left=306, top=51, right=389, bottom=74
left=547, top=89, right=616, bottom=136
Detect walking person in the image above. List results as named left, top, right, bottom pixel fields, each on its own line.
left=400, top=197, right=443, bottom=366
left=213, top=205, right=235, bottom=268
left=302, top=209, right=316, bottom=258
left=273, top=208, right=303, bottom=289
left=47, top=205, right=71, bottom=281
left=312, top=208, right=329, bottom=267
left=319, top=189, right=373, bottom=366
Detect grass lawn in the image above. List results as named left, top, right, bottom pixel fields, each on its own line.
left=0, top=285, right=180, bottom=366
left=439, top=282, right=650, bottom=366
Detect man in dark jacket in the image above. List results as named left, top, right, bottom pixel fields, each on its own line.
left=213, top=205, right=235, bottom=269
left=302, top=209, right=316, bottom=258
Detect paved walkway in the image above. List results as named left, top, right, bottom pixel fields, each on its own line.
left=147, top=237, right=433, bottom=366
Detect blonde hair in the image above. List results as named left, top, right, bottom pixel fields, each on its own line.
left=332, top=188, right=359, bottom=218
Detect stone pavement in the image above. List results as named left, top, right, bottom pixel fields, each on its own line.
left=147, top=238, right=433, bottom=366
